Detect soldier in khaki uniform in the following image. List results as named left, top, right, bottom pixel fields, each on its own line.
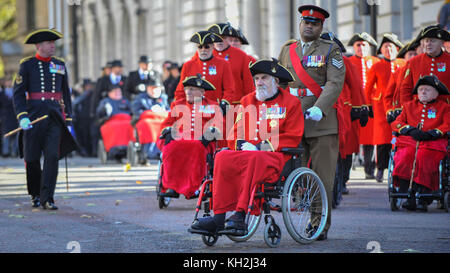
left=278, top=5, right=345, bottom=240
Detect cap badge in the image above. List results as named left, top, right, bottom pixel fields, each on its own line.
left=309, top=9, right=313, bottom=15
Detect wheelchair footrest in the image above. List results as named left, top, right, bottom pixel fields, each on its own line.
left=218, top=229, right=248, bottom=236
left=416, top=193, right=442, bottom=199
left=390, top=192, right=409, bottom=199
left=188, top=228, right=216, bottom=236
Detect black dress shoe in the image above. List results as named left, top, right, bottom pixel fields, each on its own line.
left=375, top=169, right=384, bottom=183
left=306, top=224, right=328, bottom=240
left=190, top=216, right=223, bottom=233
left=42, top=201, right=58, bottom=210
left=31, top=196, right=40, bottom=208
left=224, top=212, right=246, bottom=230
left=416, top=200, right=428, bottom=212
left=163, top=189, right=179, bottom=198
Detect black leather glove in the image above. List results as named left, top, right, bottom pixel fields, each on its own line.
left=219, top=100, right=229, bottom=116
left=406, top=128, right=432, bottom=141
left=368, top=105, right=374, bottom=118
left=200, top=136, right=210, bottom=148
left=159, top=128, right=174, bottom=145
left=350, top=107, right=361, bottom=122
left=426, top=129, right=442, bottom=140
left=393, top=109, right=402, bottom=119
left=359, top=107, right=369, bottom=127
left=386, top=111, right=396, bottom=124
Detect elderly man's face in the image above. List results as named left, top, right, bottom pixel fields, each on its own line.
left=185, top=86, right=205, bottom=104
left=417, top=85, right=439, bottom=103
left=224, top=36, right=241, bottom=49
left=422, top=38, right=443, bottom=57
left=213, top=36, right=229, bottom=51
left=353, top=41, right=371, bottom=58
left=380, top=42, right=398, bottom=60
left=147, top=85, right=162, bottom=99
left=36, top=40, right=56, bottom=57
left=254, top=73, right=278, bottom=101
left=108, top=88, right=123, bottom=100
left=404, top=50, right=418, bottom=61
left=197, top=44, right=214, bottom=60
left=299, top=20, right=323, bottom=42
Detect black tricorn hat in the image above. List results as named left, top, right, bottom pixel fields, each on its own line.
left=347, top=32, right=378, bottom=47
left=207, top=23, right=237, bottom=38
left=190, top=31, right=223, bottom=45
left=396, top=38, right=421, bottom=59
left=236, top=28, right=249, bottom=45
left=412, top=75, right=449, bottom=95
left=24, top=29, right=63, bottom=44
left=321, top=32, right=346, bottom=53
left=182, top=74, right=216, bottom=91
left=249, top=58, right=294, bottom=84
left=377, top=33, right=404, bottom=55
left=418, top=24, right=450, bottom=42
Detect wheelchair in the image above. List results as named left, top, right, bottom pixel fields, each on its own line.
left=188, top=147, right=329, bottom=248
left=387, top=132, right=450, bottom=212
left=127, top=110, right=168, bottom=166
left=97, top=113, right=135, bottom=164
left=156, top=141, right=216, bottom=209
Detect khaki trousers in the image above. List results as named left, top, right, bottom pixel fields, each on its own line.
left=301, top=134, right=339, bottom=232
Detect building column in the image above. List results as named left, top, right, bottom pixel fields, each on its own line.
left=242, top=0, right=262, bottom=57
left=268, top=0, right=290, bottom=57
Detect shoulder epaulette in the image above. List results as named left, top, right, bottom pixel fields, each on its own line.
left=19, top=56, right=34, bottom=64
left=319, top=38, right=334, bottom=44
left=282, top=39, right=298, bottom=48
left=52, top=56, right=65, bottom=63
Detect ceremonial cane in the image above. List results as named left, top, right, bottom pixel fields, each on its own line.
left=409, top=123, right=423, bottom=195
left=65, top=156, right=69, bottom=192
left=3, top=115, right=48, bottom=138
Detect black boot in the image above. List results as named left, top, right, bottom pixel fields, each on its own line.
left=375, top=169, right=384, bottom=183
left=31, top=196, right=40, bottom=208
left=190, top=213, right=225, bottom=233
left=224, top=211, right=246, bottom=231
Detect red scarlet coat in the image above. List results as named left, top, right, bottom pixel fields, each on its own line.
left=365, top=58, right=406, bottom=145
left=347, top=55, right=380, bottom=145
left=213, top=46, right=255, bottom=104
left=391, top=98, right=449, bottom=190
left=384, top=65, right=407, bottom=114
left=212, top=88, right=304, bottom=214
left=399, top=52, right=450, bottom=106
left=174, top=56, right=235, bottom=104
left=157, top=97, right=220, bottom=198
left=341, top=56, right=365, bottom=157
left=135, top=110, right=168, bottom=144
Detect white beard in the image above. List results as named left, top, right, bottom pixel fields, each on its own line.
left=255, top=79, right=277, bottom=101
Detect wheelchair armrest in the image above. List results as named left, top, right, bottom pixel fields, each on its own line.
left=281, top=147, right=304, bottom=156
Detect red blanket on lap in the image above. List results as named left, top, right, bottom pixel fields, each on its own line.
left=136, top=110, right=168, bottom=144
left=393, top=135, right=447, bottom=191
left=212, top=150, right=285, bottom=215
left=161, top=140, right=209, bottom=199
left=100, top=113, right=135, bottom=152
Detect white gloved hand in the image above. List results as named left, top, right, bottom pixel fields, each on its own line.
left=151, top=104, right=163, bottom=113
left=241, top=142, right=258, bottom=151
left=305, top=106, right=323, bottom=122
left=105, top=103, right=113, bottom=117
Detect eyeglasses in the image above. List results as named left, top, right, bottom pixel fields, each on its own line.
left=197, top=44, right=211, bottom=49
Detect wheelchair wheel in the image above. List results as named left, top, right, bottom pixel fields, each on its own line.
left=98, top=140, right=107, bottom=164
left=127, top=141, right=139, bottom=166
left=281, top=167, right=328, bottom=244
left=156, top=158, right=171, bottom=209
left=158, top=196, right=171, bottom=209
left=227, top=213, right=262, bottom=243
left=389, top=196, right=400, bottom=211
left=201, top=234, right=219, bottom=247
left=263, top=215, right=281, bottom=248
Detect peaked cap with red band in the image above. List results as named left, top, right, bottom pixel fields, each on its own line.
left=298, top=5, right=330, bottom=22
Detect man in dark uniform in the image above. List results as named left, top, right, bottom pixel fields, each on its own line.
left=0, top=78, right=18, bottom=157
left=278, top=5, right=345, bottom=240
left=125, top=55, right=153, bottom=101
left=13, top=29, right=77, bottom=210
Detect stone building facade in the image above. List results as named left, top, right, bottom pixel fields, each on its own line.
left=12, top=0, right=445, bottom=85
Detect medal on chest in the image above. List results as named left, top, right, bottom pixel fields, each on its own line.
left=208, top=65, right=217, bottom=75
left=427, top=108, right=436, bottom=119
left=437, top=63, right=446, bottom=72
left=261, top=105, right=286, bottom=120
left=303, top=55, right=325, bottom=68
left=49, top=62, right=65, bottom=75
